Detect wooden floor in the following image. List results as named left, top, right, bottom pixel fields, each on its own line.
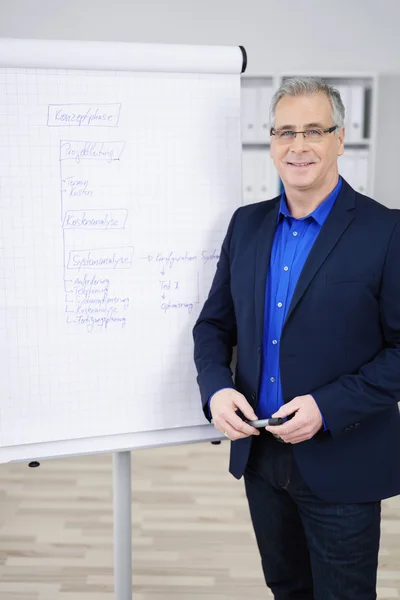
left=0, top=441, right=399, bottom=599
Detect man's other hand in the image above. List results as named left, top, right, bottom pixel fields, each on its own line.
left=265, top=394, right=323, bottom=443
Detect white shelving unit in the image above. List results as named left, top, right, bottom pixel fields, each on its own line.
left=241, top=75, right=277, bottom=203
left=240, top=73, right=378, bottom=204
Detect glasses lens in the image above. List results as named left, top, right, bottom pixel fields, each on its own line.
left=277, top=131, right=295, bottom=144
left=304, top=129, right=324, bottom=142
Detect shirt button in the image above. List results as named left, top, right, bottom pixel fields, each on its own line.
left=270, top=377, right=275, bottom=383
left=284, top=266, right=289, bottom=271
left=272, top=340, right=277, bottom=345
left=277, top=302, right=283, bottom=308
left=293, top=231, right=298, bottom=237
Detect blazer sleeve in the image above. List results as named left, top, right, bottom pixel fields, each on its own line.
left=192, top=209, right=240, bottom=418
left=312, top=215, right=400, bottom=438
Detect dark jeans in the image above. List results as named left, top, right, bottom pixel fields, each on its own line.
left=244, top=432, right=381, bottom=600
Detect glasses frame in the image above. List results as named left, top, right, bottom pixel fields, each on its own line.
left=270, top=125, right=338, bottom=142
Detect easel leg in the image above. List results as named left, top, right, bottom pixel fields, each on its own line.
left=113, top=451, right=132, bottom=600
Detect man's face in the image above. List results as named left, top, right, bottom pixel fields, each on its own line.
left=270, top=92, right=345, bottom=193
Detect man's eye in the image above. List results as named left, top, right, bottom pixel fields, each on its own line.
left=280, top=131, right=294, bottom=137
left=308, top=129, right=322, bottom=136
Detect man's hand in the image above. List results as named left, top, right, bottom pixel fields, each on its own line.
left=265, top=394, right=323, bottom=444
left=210, top=389, right=260, bottom=440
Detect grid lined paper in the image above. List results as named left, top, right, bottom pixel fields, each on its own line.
left=0, top=67, right=242, bottom=449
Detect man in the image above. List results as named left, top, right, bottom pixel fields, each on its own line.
left=193, top=77, right=400, bottom=599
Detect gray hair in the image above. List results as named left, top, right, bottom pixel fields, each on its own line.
left=270, top=77, right=345, bottom=133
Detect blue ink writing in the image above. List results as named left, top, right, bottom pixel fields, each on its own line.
left=62, top=176, right=93, bottom=197
left=159, top=280, right=180, bottom=291
left=60, top=141, right=126, bottom=163
left=48, top=104, right=121, bottom=127
left=67, top=247, right=134, bottom=271
left=156, top=251, right=197, bottom=270
left=161, top=301, right=193, bottom=314
left=201, top=249, right=220, bottom=265
left=63, top=209, right=128, bottom=231
left=65, top=272, right=130, bottom=332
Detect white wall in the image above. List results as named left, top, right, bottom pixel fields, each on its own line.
left=0, top=0, right=399, bottom=74
left=374, top=75, right=400, bottom=208
left=0, top=0, right=399, bottom=206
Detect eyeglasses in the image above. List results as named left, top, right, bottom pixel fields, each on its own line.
left=270, top=125, right=338, bottom=144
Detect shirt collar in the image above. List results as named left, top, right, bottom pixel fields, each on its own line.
left=278, top=176, right=343, bottom=226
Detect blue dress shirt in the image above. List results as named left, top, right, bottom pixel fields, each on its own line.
left=257, top=177, right=343, bottom=422
left=208, top=177, right=342, bottom=426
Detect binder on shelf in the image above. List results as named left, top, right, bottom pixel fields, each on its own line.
left=349, top=84, right=365, bottom=143
left=258, top=151, right=273, bottom=200
left=241, top=87, right=258, bottom=144
left=258, top=85, right=274, bottom=143
left=334, top=84, right=366, bottom=143
left=339, top=149, right=369, bottom=194
left=355, top=149, right=369, bottom=194
left=338, top=151, right=356, bottom=188
left=335, top=85, right=351, bottom=138
left=242, top=149, right=278, bottom=204
left=242, top=149, right=257, bottom=204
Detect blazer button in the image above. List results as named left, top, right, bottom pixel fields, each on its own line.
left=354, top=422, right=360, bottom=428
left=251, top=391, right=256, bottom=401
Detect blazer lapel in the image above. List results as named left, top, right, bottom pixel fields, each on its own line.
left=254, top=198, right=280, bottom=343
left=283, top=183, right=356, bottom=328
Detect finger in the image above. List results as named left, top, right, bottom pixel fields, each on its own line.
left=218, top=410, right=260, bottom=438
left=220, top=421, right=249, bottom=441
left=265, top=423, right=296, bottom=436
left=227, top=412, right=260, bottom=436
left=234, top=396, right=258, bottom=422
left=281, top=435, right=308, bottom=444
left=279, top=427, right=314, bottom=444
left=271, top=402, right=299, bottom=420
left=265, top=415, right=306, bottom=436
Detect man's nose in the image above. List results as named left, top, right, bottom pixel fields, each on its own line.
left=289, top=132, right=309, bottom=151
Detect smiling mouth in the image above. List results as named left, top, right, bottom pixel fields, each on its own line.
left=287, top=162, right=314, bottom=167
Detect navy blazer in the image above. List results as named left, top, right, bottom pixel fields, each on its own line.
left=193, top=179, right=400, bottom=503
